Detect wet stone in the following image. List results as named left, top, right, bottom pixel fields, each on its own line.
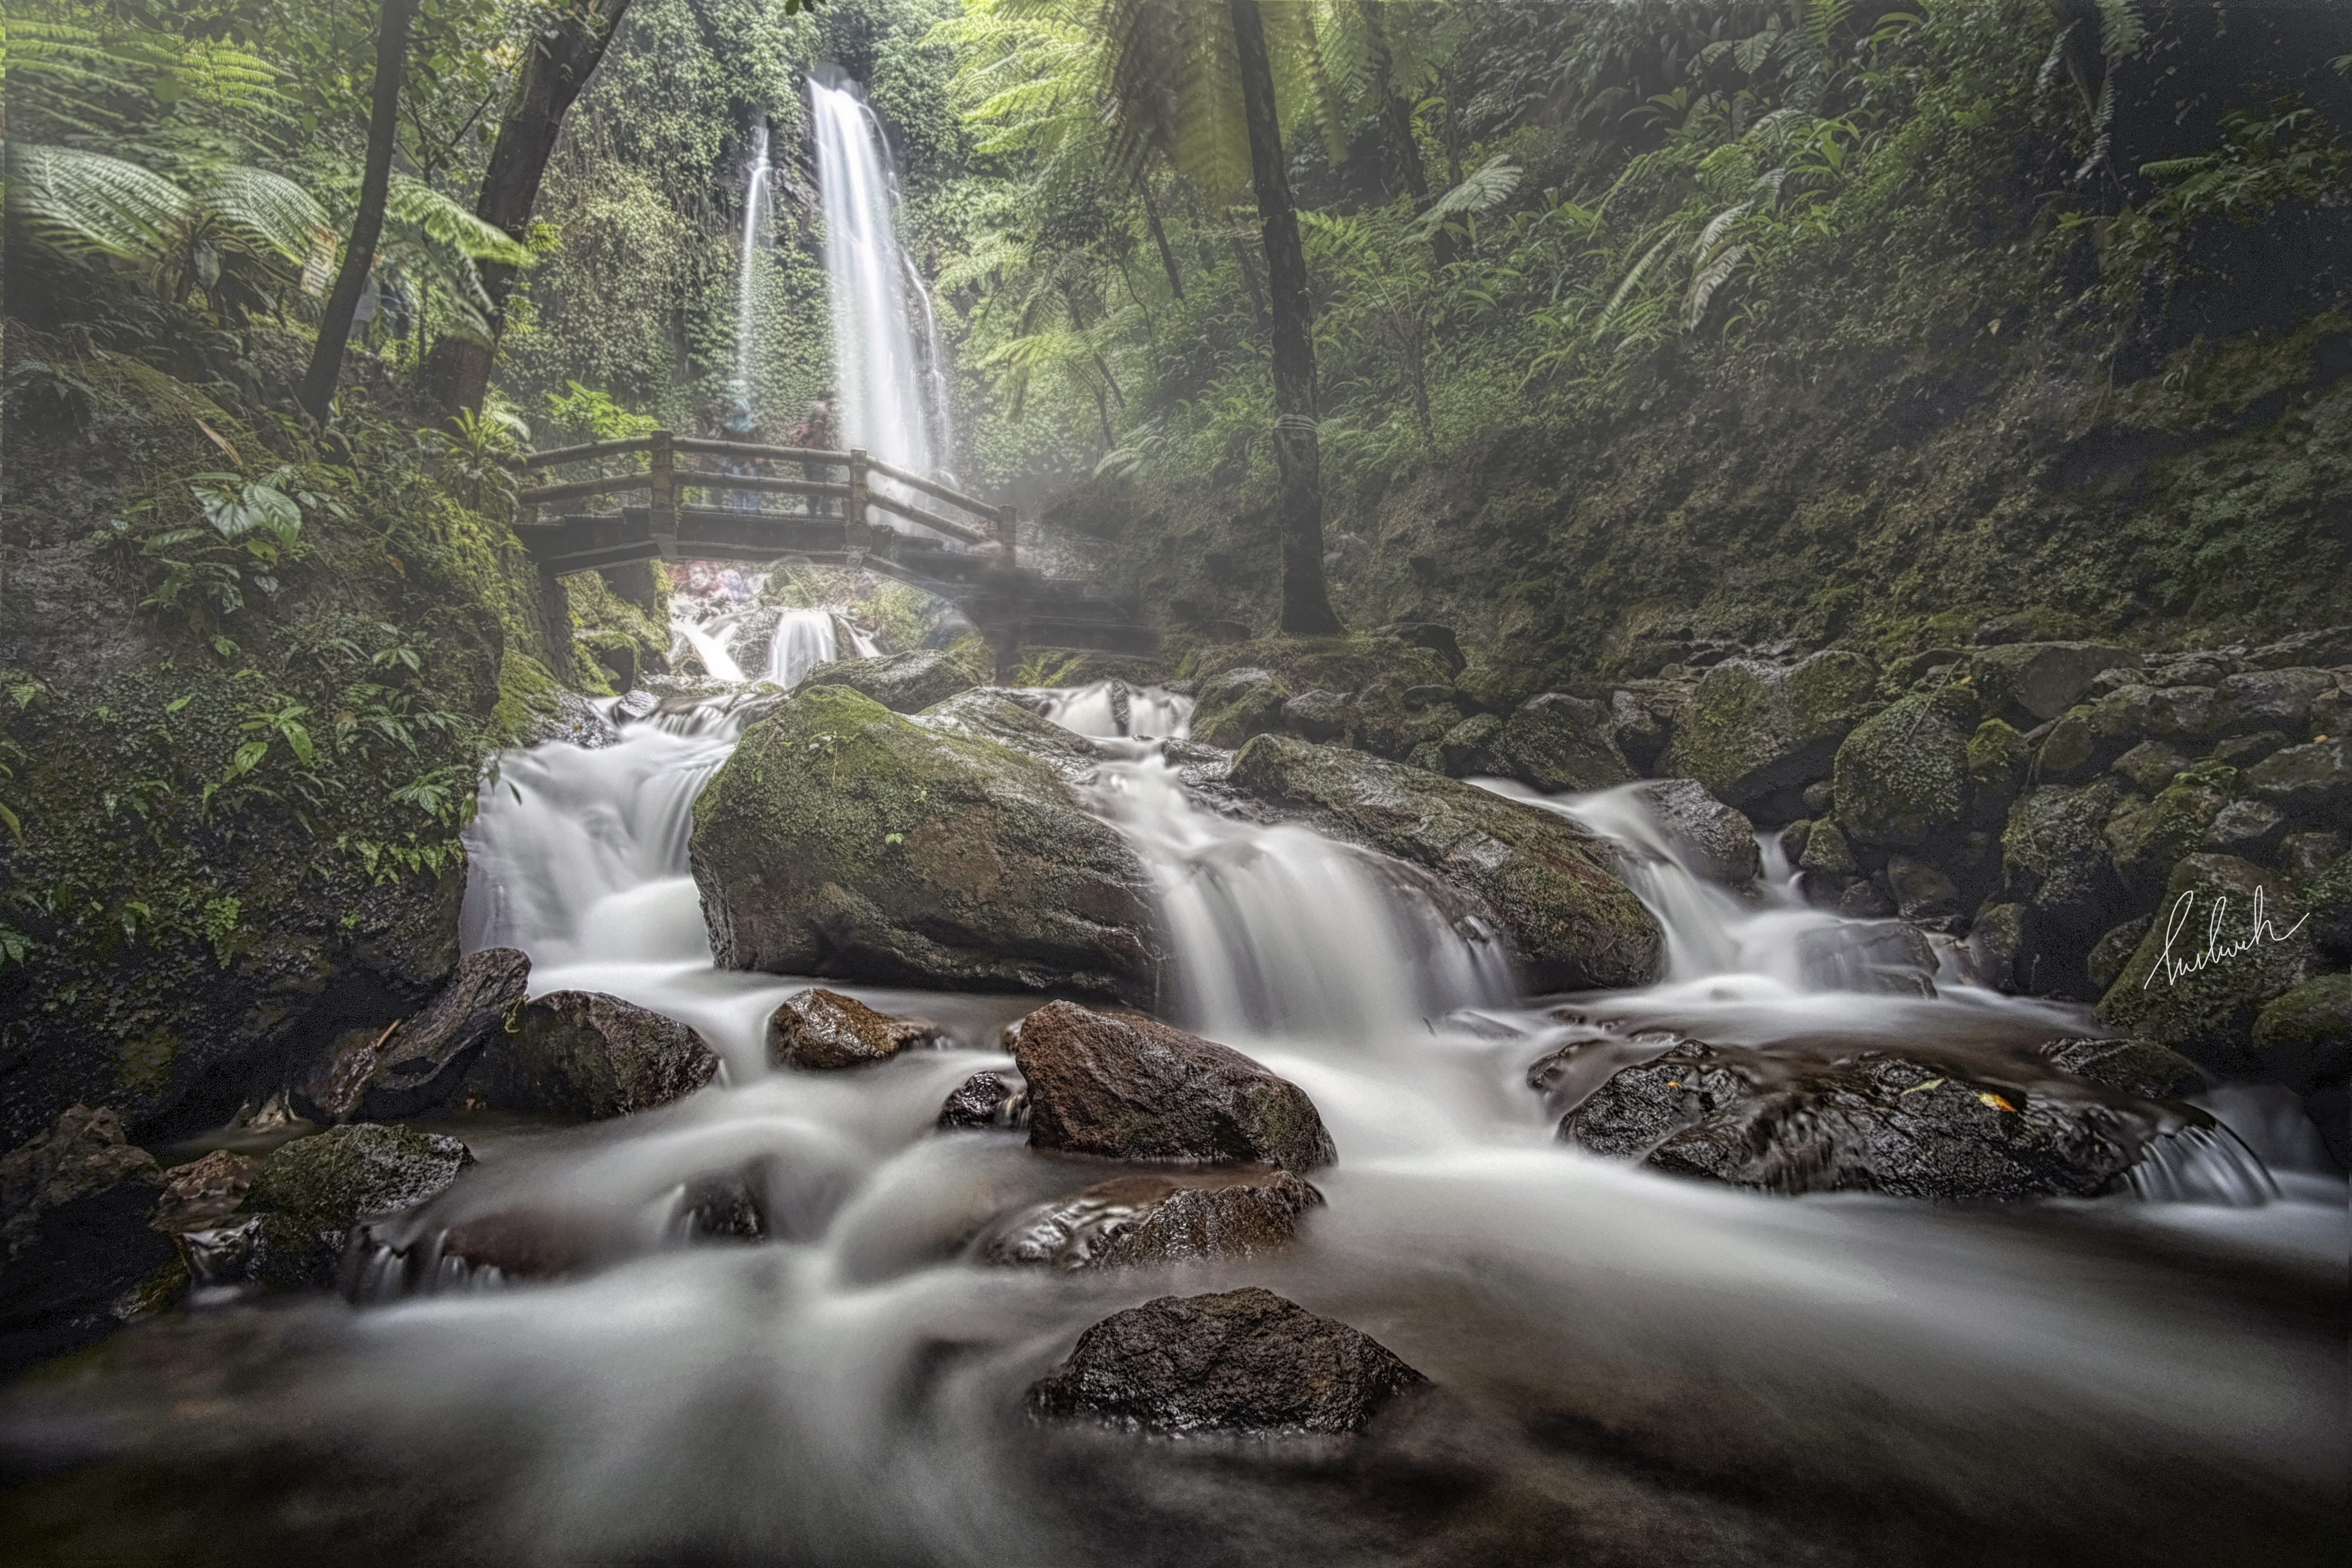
left=247, top=1124, right=474, bottom=1290
left=980, top=1168, right=1321, bottom=1270
left=1027, top=1286, right=1427, bottom=1435
left=769, top=987, right=942, bottom=1070
left=473, top=991, right=720, bottom=1118
left=308, top=947, right=532, bottom=1125
left=0, top=1105, right=179, bottom=1374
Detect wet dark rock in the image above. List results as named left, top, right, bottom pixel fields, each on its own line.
left=982, top=1168, right=1322, bottom=1270
left=691, top=687, right=1159, bottom=1004
left=2087, top=918, right=2155, bottom=992
left=1884, top=855, right=1963, bottom=924
left=1965, top=642, right=2132, bottom=724
left=2087, top=684, right=2221, bottom=747
left=790, top=648, right=986, bottom=713
left=434, top=1207, right=597, bottom=1278
left=305, top=947, right=532, bottom=1125
left=2035, top=1037, right=2205, bottom=1101
left=1191, top=667, right=1288, bottom=748
left=1402, top=684, right=1459, bottom=711
left=769, top=987, right=941, bottom=1070
left=1964, top=902, right=2028, bottom=990
left=0, top=1105, right=180, bottom=1374
left=1836, top=879, right=1897, bottom=919
left=1438, top=711, right=1505, bottom=774
left=1027, top=1286, right=1426, bottom=1435
left=2279, top=831, right=2350, bottom=888
left=1832, top=692, right=1974, bottom=849
left=680, top=1174, right=769, bottom=1243
left=1606, top=688, right=1669, bottom=772
left=1797, top=817, right=1857, bottom=876
left=1654, top=651, right=1880, bottom=808
left=1560, top=1040, right=2173, bottom=1200
left=1492, top=693, right=1636, bottom=793
left=938, top=1070, right=1027, bottom=1130
left=1010, top=1001, right=1336, bottom=1173
left=1282, top=689, right=1352, bottom=743
left=1966, top=718, right=2031, bottom=827
left=2096, top=854, right=2314, bottom=1072
left=469, top=991, right=720, bottom=1118
left=2111, top=739, right=2192, bottom=796
left=2248, top=975, right=2351, bottom=1096
left=2204, top=797, right=2288, bottom=858
left=1634, top=779, right=1761, bottom=886
left=2243, top=736, right=2351, bottom=822
left=916, top=690, right=1102, bottom=772
left=1225, top=735, right=1661, bottom=990
left=2213, top=668, right=2338, bottom=735
left=2032, top=710, right=2100, bottom=781
left=2000, top=781, right=2134, bottom=993
left=247, top=1124, right=473, bottom=1289
left=2303, top=852, right=2352, bottom=965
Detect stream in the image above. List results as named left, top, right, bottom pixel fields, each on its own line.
left=4, top=639, right=2343, bottom=1566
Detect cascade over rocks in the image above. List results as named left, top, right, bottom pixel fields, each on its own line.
left=768, top=987, right=941, bottom=1069
left=0, top=1105, right=180, bottom=1374
left=1225, top=734, right=1661, bottom=990
left=788, top=648, right=988, bottom=712
left=1010, top=1001, right=1336, bottom=1173
left=1027, top=1286, right=1427, bottom=1435
left=468, top=991, right=721, bottom=1118
left=1559, top=1039, right=2179, bottom=1200
left=1654, top=651, right=1880, bottom=812
left=1634, top=779, right=1761, bottom=886
left=981, top=1168, right=1322, bottom=1270
left=299, top=947, right=533, bottom=1124
left=691, top=687, right=1161, bottom=1004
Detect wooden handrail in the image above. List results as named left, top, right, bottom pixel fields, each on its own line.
left=517, top=436, right=649, bottom=469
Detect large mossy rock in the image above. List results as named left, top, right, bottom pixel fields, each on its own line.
left=2243, top=736, right=2352, bottom=823
left=915, top=689, right=1101, bottom=771
left=981, top=1168, right=1322, bottom=1270
left=1190, top=666, right=1289, bottom=748
left=2248, top=973, right=2351, bottom=1094
left=690, top=687, right=1160, bottom=1004
left=1654, top=651, right=1879, bottom=809
left=0, top=1105, right=180, bottom=1375
left=1560, top=1039, right=2172, bottom=1200
left=2000, top=780, right=2135, bottom=991
left=788, top=648, right=986, bottom=713
left=1831, top=691, right=1974, bottom=849
left=1011, top=1001, right=1336, bottom=1173
left=247, top=1124, right=473, bottom=1289
left=1965, top=642, right=2132, bottom=724
left=1027, top=1286, right=1427, bottom=1435
left=468, top=991, right=720, bottom=1119
left=2097, top=854, right=2315, bottom=1071
left=1490, top=693, right=1637, bottom=792
left=1226, top=734, right=1661, bottom=990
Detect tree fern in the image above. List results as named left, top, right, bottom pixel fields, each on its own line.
left=1410, top=156, right=1522, bottom=238
left=7, top=145, right=195, bottom=267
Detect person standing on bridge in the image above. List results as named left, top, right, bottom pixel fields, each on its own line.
left=791, top=389, right=838, bottom=519
left=720, top=397, right=759, bottom=514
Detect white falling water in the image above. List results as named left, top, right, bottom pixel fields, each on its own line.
left=734, top=124, right=772, bottom=397
left=765, top=607, right=876, bottom=688
left=808, top=73, right=956, bottom=479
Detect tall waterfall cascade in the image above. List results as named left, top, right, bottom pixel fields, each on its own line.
left=734, top=124, right=772, bottom=397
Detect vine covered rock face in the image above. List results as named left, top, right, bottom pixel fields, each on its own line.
left=1027, top=1286, right=1426, bottom=1435
left=1226, top=733, right=1661, bottom=991
left=690, top=686, right=1160, bottom=1004
left=1010, top=1000, right=1337, bottom=1174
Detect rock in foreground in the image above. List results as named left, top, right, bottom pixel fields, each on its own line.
left=0, top=1105, right=180, bottom=1374
left=691, top=687, right=1160, bottom=1004
left=768, top=987, right=941, bottom=1069
left=1560, top=1040, right=2176, bottom=1200
left=982, top=1169, right=1322, bottom=1270
left=470, top=991, right=720, bottom=1118
left=1012, top=1001, right=1336, bottom=1173
left=789, top=648, right=986, bottom=712
left=246, top=1124, right=474, bottom=1289
left=1028, top=1286, right=1426, bottom=1435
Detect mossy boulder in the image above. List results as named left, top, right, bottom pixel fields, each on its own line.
left=788, top=648, right=986, bottom=713
left=1190, top=666, right=1288, bottom=748
left=2002, top=780, right=2136, bottom=980
left=1439, top=711, right=1505, bottom=774
left=248, top=1124, right=473, bottom=1289
left=2248, top=973, right=2351, bottom=1095
left=2104, top=783, right=2228, bottom=898
left=1831, top=691, right=1974, bottom=849
left=2096, top=854, right=2315, bottom=1071
left=1654, top=651, right=1879, bottom=810
left=1964, top=642, right=2131, bottom=724
left=2243, top=736, right=2352, bottom=823
left=1966, top=718, right=2032, bottom=827
left=690, top=686, right=1160, bottom=1004
left=914, top=689, right=1102, bottom=772
left=467, top=991, right=720, bottom=1118
left=1491, top=693, right=1636, bottom=793
left=2212, top=667, right=2340, bottom=735
left=1226, top=734, right=1660, bottom=990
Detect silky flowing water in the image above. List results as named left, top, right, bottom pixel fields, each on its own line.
left=3, top=665, right=2341, bottom=1567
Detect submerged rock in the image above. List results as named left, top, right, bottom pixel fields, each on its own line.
left=691, top=687, right=1160, bottom=1004
left=1654, top=651, right=1879, bottom=809
left=1633, top=779, right=1761, bottom=886
left=1011, top=1001, right=1336, bottom=1173
left=982, top=1168, right=1322, bottom=1270
left=938, top=1070, right=1026, bottom=1129
left=469, top=991, right=720, bottom=1118
left=790, top=648, right=986, bottom=712
left=1561, top=1040, right=2174, bottom=1200
left=768, top=987, right=940, bottom=1069
left=300, top=947, right=532, bottom=1124
left=1225, top=734, right=1661, bottom=991
left=246, top=1124, right=473, bottom=1289
left=1028, top=1286, right=1426, bottom=1435
left=0, top=1105, right=180, bottom=1374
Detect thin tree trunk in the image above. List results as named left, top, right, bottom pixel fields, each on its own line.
left=1135, top=171, right=1185, bottom=301
left=1228, top=0, right=1342, bottom=635
left=423, top=0, right=635, bottom=416
left=299, top=0, right=417, bottom=425
left=1229, top=236, right=1270, bottom=328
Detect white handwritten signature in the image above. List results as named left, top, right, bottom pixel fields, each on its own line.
left=2142, top=885, right=2309, bottom=990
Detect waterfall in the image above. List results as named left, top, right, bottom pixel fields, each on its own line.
left=735, top=124, right=772, bottom=398
left=808, top=73, right=956, bottom=479
left=764, top=607, right=876, bottom=688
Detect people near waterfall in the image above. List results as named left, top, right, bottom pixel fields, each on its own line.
left=792, top=389, right=838, bottom=517
left=720, top=397, right=759, bottom=514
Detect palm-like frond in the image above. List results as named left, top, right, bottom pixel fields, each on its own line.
left=387, top=177, right=533, bottom=266
left=193, top=163, right=326, bottom=265
left=1411, top=155, right=1522, bottom=237
left=6, top=144, right=195, bottom=266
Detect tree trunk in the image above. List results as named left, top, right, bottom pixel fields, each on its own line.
left=1227, top=0, right=1342, bottom=635
left=422, top=0, right=636, bottom=417
left=298, top=0, right=418, bottom=425
left=1135, top=170, right=1185, bottom=301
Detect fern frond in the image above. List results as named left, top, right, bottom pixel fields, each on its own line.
left=192, top=164, right=324, bottom=264
left=1412, top=156, right=1523, bottom=237
left=6, top=145, right=194, bottom=266
left=387, top=177, right=531, bottom=265
left=1686, top=242, right=1747, bottom=329
left=1598, top=230, right=1678, bottom=330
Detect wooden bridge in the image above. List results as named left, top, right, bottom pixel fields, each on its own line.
left=511, top=432, right=1154, bottom=672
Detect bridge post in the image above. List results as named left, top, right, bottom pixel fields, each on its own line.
left=847, top=449, right=869, bottom=531
left=649, top=429, right=677, bottom=554
left=996, top=505, right=1018, bottom=568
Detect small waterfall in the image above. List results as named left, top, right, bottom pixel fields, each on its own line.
left=764, top=607, right=877, bottom=687
left=674, top=617, right=745, bottom=683
left=808, top=73, right=955, bottom=479
left=735, top=124, right=773, bottom=397
left=1026, top=680, right=1191, bottom=740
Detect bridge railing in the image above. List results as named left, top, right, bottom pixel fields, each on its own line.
left=512, top=431, right=1017, bottom=564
